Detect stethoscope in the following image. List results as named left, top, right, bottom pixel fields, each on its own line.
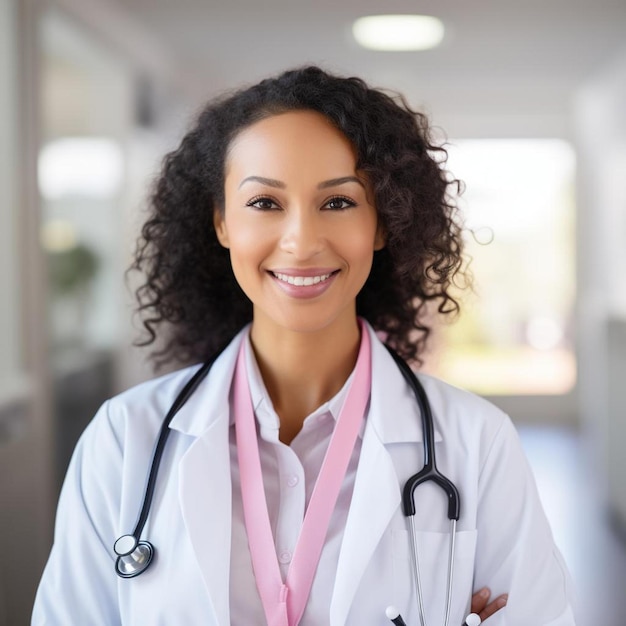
left=113, top=342, right=477, bottom=626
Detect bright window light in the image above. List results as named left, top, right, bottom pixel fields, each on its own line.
left=426, top=139, right=577, bottom=396
left=352, top=15, right=445, bottom=51
left=38, top=137, right=123, bottom=199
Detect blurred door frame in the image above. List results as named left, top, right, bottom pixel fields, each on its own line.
left=0, top=1, right=55, bottom=624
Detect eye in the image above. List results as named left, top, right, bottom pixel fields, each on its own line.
left=246, top=196, right=280, bottom=211
left=324, top=196, right=356, bottom=211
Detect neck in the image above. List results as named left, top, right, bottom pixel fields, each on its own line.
left=249, top=315, right=361, bottom=445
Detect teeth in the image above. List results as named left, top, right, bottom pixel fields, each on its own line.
left=273, top=272, right=333, bottom=286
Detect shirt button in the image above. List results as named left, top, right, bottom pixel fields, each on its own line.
left=279, top=551, right=292, bottom=564
left=286, top=475, right=299, bottom=488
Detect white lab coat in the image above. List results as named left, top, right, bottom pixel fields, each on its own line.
left=33, top=323, right=577, bottom=625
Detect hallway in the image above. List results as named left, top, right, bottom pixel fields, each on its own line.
left=519, top=425, right=626, bottom=626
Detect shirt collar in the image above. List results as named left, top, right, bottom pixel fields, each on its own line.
left=169, top=320, right=441, bottom=445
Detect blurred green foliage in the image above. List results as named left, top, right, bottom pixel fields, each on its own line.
left=48, top=244, right=99, bottom=296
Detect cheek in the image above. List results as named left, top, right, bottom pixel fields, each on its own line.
left=337, top=237, right=377, bottom=294
left=225, top=213, right=257, bottom=249
left=354, top=244, right=376, bottom=279
left=225, top=215, right=273, bottom=272
left=344, top=221, right=379, bottom=268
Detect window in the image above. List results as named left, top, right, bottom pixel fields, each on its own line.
left=427, top=139, right=576, bottom=396
left=39, top=10, right=129, bottom=355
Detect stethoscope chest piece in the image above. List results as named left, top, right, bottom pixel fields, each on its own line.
left=114, top=534, right=155, bottom=578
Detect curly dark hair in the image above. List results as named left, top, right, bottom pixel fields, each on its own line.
left=130, top=65, right=467, bottom=367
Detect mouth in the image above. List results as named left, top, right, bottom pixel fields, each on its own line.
left=270, top=270, right=338, bottom=286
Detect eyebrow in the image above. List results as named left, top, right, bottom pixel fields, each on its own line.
left=238, top=175, right=365, bottom=190
left=318, top=176, right=365, bottom=190
left=238, top=176, right=285, bottom=189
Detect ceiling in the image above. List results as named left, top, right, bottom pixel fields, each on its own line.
left=114, top=0, right=626, bottom=137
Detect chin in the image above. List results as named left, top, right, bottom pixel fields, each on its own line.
left=254, top=304, right=358, bottom=337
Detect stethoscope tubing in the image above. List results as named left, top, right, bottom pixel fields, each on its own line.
left=130, top=359, right=214, bottom=541
left=445, top=517, right=457, bottom=626
left=114, top=336, right=463, bottom=626
left=113, top=350, right=224, bottom=576
left=384, top=346, right=460, bottom=626
left=384, top=346, right=460, bottom=521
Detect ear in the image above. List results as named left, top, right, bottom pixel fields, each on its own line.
left=213, top=208, right=229, bottom=248
left=374, top=225, right=386, bottom=251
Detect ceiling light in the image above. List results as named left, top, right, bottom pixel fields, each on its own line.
left=352, top=15, right=445, bottom=51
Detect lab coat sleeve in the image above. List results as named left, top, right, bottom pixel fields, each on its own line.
left=473, top=416, right=578, bottom=625
left=32, top=400, right=123, bottom=625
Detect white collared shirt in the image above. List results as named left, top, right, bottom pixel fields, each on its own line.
left=228, top=333, right=363, bottom=624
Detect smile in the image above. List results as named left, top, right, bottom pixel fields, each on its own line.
left=272, top=272, right=334, bottom=286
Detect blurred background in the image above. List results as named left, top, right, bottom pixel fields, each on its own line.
left=0, top=0, right=625, bottom=624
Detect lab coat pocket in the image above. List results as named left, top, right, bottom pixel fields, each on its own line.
left=392, top=528, right=477, bottom=626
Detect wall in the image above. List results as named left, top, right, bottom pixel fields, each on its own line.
left=574, top=46, right=626, bottom=525
left=0, top=0, right=53, bottom=623
left=0, top=0, right=191, bottom=622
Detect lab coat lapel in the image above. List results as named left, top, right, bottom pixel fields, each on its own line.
left=170, top=329, right=245, bottom=626
left=329, top=419, right=401, bottom=626
left=330, top=324, right=442, bottom=625
left=330, top=327, right=406, bottom=625
left=178, top=415, right=232, bottom=626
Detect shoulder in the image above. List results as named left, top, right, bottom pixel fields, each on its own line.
left=68, top=333, right=243, bottom=513
left=71, top=364, right=206, bottom=488
left=104, top=364, right=205, bottom=435
left=367, top=325, right=513, bottom=461
left=419, top=371, right=514, bottom=451
left=367, top=321, right=508, bottom=437
left=101, top=326, right=248, bottom=441
left=70, top=365, right=207, bottom=460
left=417, top=371, right=508, bottom=430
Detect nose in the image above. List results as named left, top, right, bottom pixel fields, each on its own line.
left=279, top=208, right=325, bottom=260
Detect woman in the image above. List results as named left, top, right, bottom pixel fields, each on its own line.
left=33, top=66, right=577, bottom=625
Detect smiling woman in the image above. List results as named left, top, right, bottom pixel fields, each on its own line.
left=214, top=110, right=384, bottom=445
left=215, top=111, right=383, bottom=338
left=33, top=66, right=577, bottom=626
left=128, top=67, right=465, bottom=371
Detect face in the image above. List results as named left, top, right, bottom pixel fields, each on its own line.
left=214, top=110, right=384, bottom=337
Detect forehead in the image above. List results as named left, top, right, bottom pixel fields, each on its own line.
left=225, top=110, right=358, bottom=180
